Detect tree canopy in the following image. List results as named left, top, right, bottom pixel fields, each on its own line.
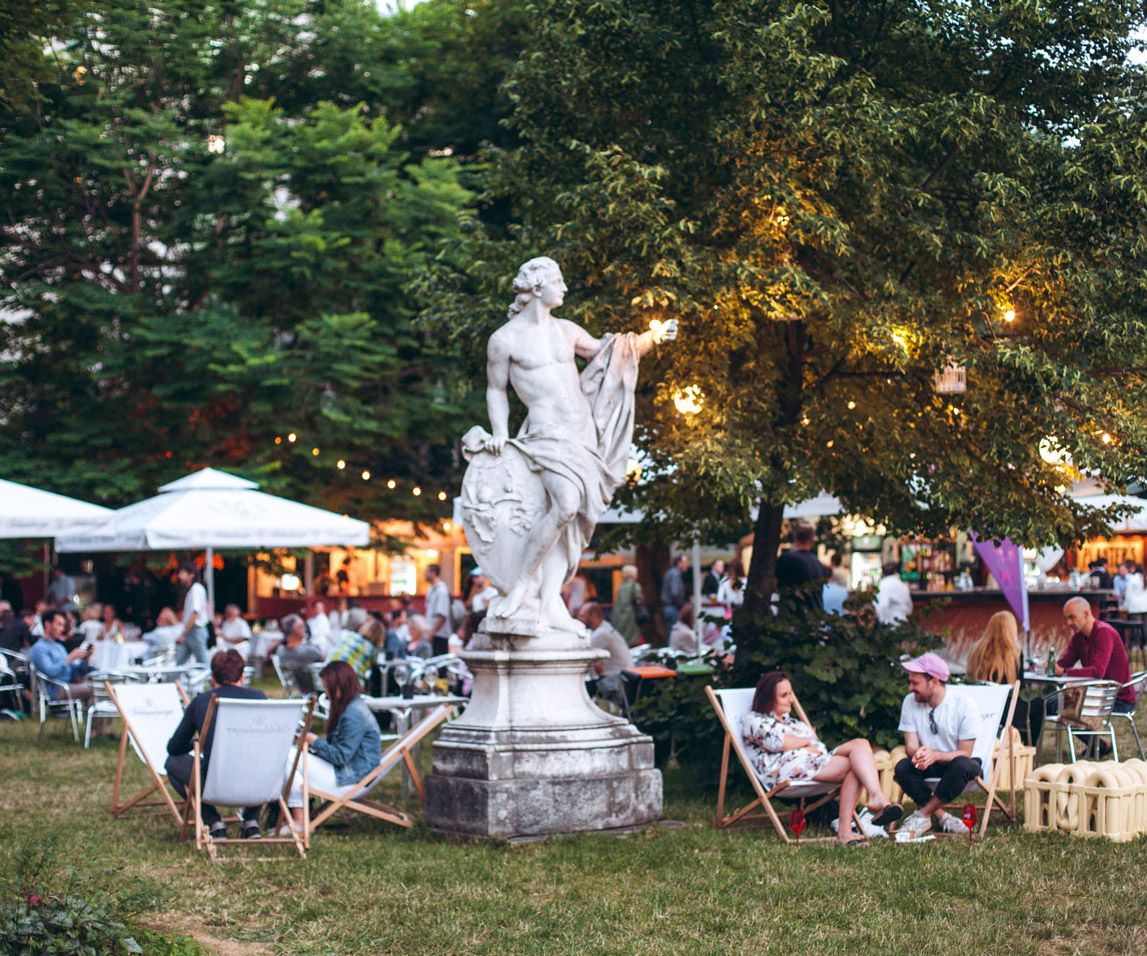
left=443, top=0, right=1147, bottom=609
left=0, top=0, right=521, bottom=520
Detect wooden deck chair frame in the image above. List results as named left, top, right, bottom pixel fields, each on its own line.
left=108, top=680, right=189, bottom=825
left=924, top=680, right=1020, bottom=838
left=307, top=703, right=454, bottom=835
left=706, top=686, right=862, bottom=844
left=180, top=695, right=315, bottom=861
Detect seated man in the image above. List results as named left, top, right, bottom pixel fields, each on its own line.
left=142, top=608, right=183, bottom=653
left=165, top=649, right=267, bottom=839
left=28, top=607, right=94, bottom=707
left=1055, top=596, right=1135, bottom=713
left=216, top=604, right=252, bottom=659
left=305, top=600, right=333, bottom=657
left=894, top=653, right=981, bottom=836
left=327, top=613, right=382, bottom=683
left=578, top=602, right=630, bottom=708
left=1, top=606, right=38, bottom=653
left=275, top=614, right=323, bottom=694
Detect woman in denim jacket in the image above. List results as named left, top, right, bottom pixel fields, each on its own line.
left=284, top=660, right=381, bottom=833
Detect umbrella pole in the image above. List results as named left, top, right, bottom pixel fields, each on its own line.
left=205, top=546, right=215, bottom=618
left=692, top=537, right=702, bottom=657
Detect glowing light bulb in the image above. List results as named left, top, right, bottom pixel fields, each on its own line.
left=1003, top=308, right=1016, bottom=323
left=311, top=447, right=320, bottom=456
left=672, top=385, right=704, bottom=416
left=387, top=479, right=396, bottom=489
left=847, top=401, right=856, bottom=410
left=361, top=470, right=371, bottom=481
left=337, top=459, right=346, bottom=470
left=287, top=432, right=297, bottom=443
left=274, top=436, right=282, bottom=445
left=437, top=491, right=447, bottom=501
left=1101, top=432, right=1113, bottom=445
left=412, top=486, right=422, bottom=497
left=443, top=521, right=453, bottom=531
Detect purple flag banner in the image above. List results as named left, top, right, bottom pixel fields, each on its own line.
left=972, top=534, right=1030, bottom=631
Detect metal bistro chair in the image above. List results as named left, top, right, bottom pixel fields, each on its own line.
left=31, top=668, right=86, bottom=741
left=1045, top=679, right=1121, bottom=763
left=0, top=652, right=25, bottom=718
left=1109, top=670, right=1147, bottom=760
left=83, top=672, right=141, bottom=748
left=271, top=654, right=302, bottom=697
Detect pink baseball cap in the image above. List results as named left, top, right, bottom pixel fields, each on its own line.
left=901, top=652, right=950, bottom=682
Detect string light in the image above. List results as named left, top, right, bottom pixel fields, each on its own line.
left=847, top=401, right=856, bottom=410
left=1003, top=308, right=1016, bottom=323
left=672, top=385, right=704, bottom=415
left=437, top=491, right=448, bottom=501
left=412, top=486, right=422, bottom=496
left=443, top=521, right=453, bottom=532
left=337, top=459, right=346, bottom=470
left=287, top=432, right=297, bottom=443
left=274, top=436, right=282, bottom=445
left=361, top=470, right=371, bottom=481
left=387, top=479, right=396, bottom=489
left=311, top=447, right=320, bottom=456
left=1101, top=432, right=1113, bottom=445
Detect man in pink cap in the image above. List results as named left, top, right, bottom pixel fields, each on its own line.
left=894, top=652, right=981, bottom=836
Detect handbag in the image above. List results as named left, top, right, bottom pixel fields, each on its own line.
left=1058, top=685, right=1106, bottom=731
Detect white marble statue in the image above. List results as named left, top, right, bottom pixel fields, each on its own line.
left=459, top=257, right=677, bottom=634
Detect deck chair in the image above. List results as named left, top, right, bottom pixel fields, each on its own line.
left=706, top=686, right=860, bottom=843
left=307, top=703, right=454, bottom=836
left=181, top=697, right=313, bottom=861
left=923, top=681, right=1019, bottom=837
left=106, top=681, right=189, bottom=825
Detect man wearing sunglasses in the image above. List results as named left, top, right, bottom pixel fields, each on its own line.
left=893, top=652, right=980, bottom=836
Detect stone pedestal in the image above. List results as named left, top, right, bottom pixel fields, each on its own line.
left=425, top=626, right=662, bottom=839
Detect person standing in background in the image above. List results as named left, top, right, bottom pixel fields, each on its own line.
left=175, top=563, right=209, bottom=665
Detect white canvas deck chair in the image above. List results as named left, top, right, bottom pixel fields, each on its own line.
left=182, top=697, right=313, bottom=861
left=706, top=686, right=857, bottom=843
left=307, top=703, right=454, bottom=836
left=924, top=681, right=1019, bottom=837
left=107, top=680, right=189, bottom=824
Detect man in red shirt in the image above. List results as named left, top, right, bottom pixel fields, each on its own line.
left=1055, top=597, right=1135, bottom=712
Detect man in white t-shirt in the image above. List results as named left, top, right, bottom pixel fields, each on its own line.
left=577, top=602, right=630, bottom=709
left=894, top=652, right=981, bottom=836
left=424, top=564, right=452, bottom=657
left=175, top=563, right=210, bottom=665
left=306, top=600, right=333, bottom=656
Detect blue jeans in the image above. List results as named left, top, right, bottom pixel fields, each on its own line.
left=177, top=625, right=209, bottom=665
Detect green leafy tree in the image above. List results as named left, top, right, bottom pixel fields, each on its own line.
left=444, top=0, right=1147, bottom=639
left=0, top=0, right=477, bottom=517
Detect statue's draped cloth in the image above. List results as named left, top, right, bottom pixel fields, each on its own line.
left=460, top=332, right=640, bottom=598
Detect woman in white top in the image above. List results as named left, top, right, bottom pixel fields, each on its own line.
left=97, top=603, right=125, bottom=642
left=1124, top=563, right=1147, bottom=616
left=716, top=560, right=745, bottom=614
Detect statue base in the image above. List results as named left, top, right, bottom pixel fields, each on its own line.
left=424, top=626, right=663, bottom=839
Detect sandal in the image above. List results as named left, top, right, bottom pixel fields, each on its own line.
left=869, top=804, right=903, bottom=828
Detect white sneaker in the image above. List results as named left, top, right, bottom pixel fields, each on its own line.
left=856, top=808, right=889, bottom=840
left=938, top=812, right=969, bottom=834
left=900, top=811, right=931, bottom=836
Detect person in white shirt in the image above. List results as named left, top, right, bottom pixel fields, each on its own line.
left=424, top=564, right=452, bottom=657
left=175, top=563, right=210, bottom=665
left=306, top=600, right=333, bottom=656
left=469, top=569, right=498, bottom=614
left=668, top=603, right=698, bottom=655
left=577, top=602, right=630, bottom=708
left=76, top=604, right=103, bottom=646
left=1123, top=562, right=1147, bottom=617
left=875, top=561, right=914, bottom=625
left=894, top=653, right=981, bottom=836
left=217, top=604, right=252, bottom=659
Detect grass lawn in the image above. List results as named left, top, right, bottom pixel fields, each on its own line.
left=4, top=697, right=1147, bottom=956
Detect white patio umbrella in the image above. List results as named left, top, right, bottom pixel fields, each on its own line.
left=56, top=468, right=371, bottom=609
left=1071, top=493, right=1147, bottom=533
left=0, top=478, right=112, bottom=538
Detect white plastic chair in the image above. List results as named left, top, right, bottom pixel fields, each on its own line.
left=106, top=681, right=188, bottom=824
left=0, top=652, right=24, bottom=717
left=83, top=672, right=139, bottom=748
left=183, top=697, right=312, bottom=860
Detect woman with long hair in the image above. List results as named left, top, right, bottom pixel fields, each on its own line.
left=965, top=609, right=1041, bottom=744
left=742, top=670, right=902, bottom=845
left=282, top=660, right=381, bottom=834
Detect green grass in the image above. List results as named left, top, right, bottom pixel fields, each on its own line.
left=4, top=703, right=1147, bottom=956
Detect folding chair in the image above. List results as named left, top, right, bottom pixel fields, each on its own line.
left=181, top=696, right=313, bottom=861
left=271, top=654, right=302, bottom=697
left=106, top=681, right=189, bottom=825
left=706, top=686, right=857, bottom=843
left=307, top=704, right=453, bottom=836
left=1109, top=671, right=1147, bottom=760
left=923, top=681, right=1019, bottom=837
left=31, top=668, right=84, bottom=741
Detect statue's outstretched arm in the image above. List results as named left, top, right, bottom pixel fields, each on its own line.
left=636, top=317, right=679, bottom=358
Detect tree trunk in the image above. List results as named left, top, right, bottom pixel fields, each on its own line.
left=743, top=498, right=784, bottom=617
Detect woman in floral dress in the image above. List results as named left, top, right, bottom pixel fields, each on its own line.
left=741, top=671, right=902, bottom=844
